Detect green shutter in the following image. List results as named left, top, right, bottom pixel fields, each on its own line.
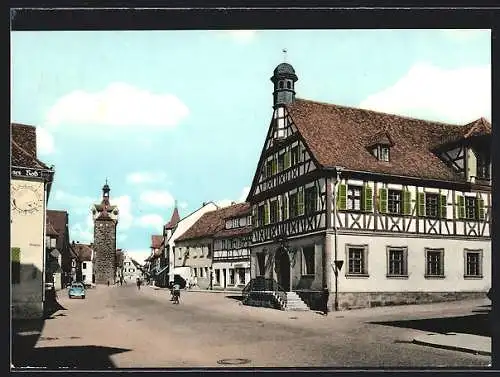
left=11, top=247, right=21, bottom=263
left=362, top=185, right=373, bottom=212
left=298, top=188, right=304, bottom=215
left=337, top=184, right=347, bottom=211
left=402, top=190, right=412, bottom=215
left=378, top=188, right=388, bottom=213
left=264, top=202, right=270, bottom=225
left=272, top=159, right=277, bottom=175
left=439, top=194, right=447, bottom=219
left=477, top=197, right=485, bottom=221
left=456, top=195, right=465, bottom=219
left=417, top=192, right=425, bottom=217
left=284, top=150, right=291, bottom=169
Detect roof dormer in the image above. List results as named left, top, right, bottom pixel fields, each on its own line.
left=366, top=129, right=394, bottom=162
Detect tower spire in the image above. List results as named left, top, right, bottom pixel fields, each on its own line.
left=282, top=48, right=288, bottom=63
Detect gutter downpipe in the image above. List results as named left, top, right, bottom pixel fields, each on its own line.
left=333, top=166, right=344, bottom=311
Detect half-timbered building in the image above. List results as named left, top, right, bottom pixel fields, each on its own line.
left=245, top=61, right=491, bottom=311
left=212, top=203, right=252, bottom=290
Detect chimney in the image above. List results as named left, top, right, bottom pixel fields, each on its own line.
left=231, top=201, right=236, bottom=205
left=202, top=202, right=206, bottom=206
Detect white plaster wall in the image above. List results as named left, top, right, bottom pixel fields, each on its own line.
left=168, top=202, right=218, bottom=277
left=81, top=261, right=93, bottom=285
left=11, top=178, right=46, bottom=318
left=335, top=234, right=491, bottom=293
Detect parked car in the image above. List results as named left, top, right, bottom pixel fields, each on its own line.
left=68, top=282, right=86, bottom=299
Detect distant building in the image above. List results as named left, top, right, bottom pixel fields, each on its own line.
left=45, top=219, right=62, bottom=290
left=175, top=202, right=251, bottom=290
left=46, top=210, right=73, bottom=287
left=11, top=123, right=55, bottom=319
left=122, top=253, right=142, bottom=283
left=91, top=181, right=119, bottom=284
left=72, top=242, right=94, bottom=286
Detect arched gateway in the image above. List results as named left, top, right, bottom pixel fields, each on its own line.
left=274, top=247, right=291, bottom=292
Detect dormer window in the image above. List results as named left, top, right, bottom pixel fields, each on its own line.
left=476, top=151, right=491, bottom=180
left=371, top=144, right=390, bottom=162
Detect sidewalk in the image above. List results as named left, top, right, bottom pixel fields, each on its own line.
left=413, top=332, right=491, bottom=356
left=148, top=285, right=242, bottom=294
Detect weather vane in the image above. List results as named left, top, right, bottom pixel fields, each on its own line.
left=282, top=48, right=288, bottom=62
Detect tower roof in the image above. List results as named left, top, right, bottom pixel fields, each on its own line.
left=273, top=62, right=296, bottom=76
left=165, top=206, right=181, bottom=229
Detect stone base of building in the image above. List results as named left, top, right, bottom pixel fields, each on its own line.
left=11, top=302, right=44, bottom=319
left=336, top=291, right=488, bottom=311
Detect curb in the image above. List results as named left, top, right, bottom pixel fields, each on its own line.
left=412, top=339, right=491, bottom=357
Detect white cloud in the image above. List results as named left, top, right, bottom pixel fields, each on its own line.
left=442, top=29, right=490, bottom=42
left=114, top=195, right=133, bottom=230
left=126, top=171, right=167, bottom=184
left=45, top=82, right=189, bottom=131
left=52, top=190, right=94, bottom=215
left=36, top=126, right=55, bottom=155
left=219, top=30, right=257, bottom=43
left=136, top=214, right=164, bottom=231
left=238, top=186, right=250, bottom=202
left=139, top=190, right=175, bottom=207
left=179, top=201, right=188, bottom=209
left=127, top=249, right=151, bottom=263
left=359, top=62, right=491, bottom=124
left=70, top=223, right=93, bottom=244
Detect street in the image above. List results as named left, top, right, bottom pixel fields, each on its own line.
left=13, top=285, right=491, bottom=369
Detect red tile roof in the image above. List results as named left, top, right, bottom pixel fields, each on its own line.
left=214, top=225, right=252, bottom=239
left=72, top=243, right=93, bottom=262
left=286, top=99, right=491, bottom=182
left=11, top=123, right=50, bottom=170
left=165, top=207, right=180, bottom=229
left=176, top=202, right=250, bottom=242
left=151, top=235, right=163, bottom=249
left=46, top=221, right=59, bottom=237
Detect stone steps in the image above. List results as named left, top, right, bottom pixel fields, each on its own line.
left=285, top=292, right=310, bottom=311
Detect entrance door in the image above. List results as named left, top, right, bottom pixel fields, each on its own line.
left=222, top=268, right=227, bottom=288
left=275, top=248, right=290, bottom=291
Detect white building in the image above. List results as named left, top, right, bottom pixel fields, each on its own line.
left=212, top=203, right=252, bottom=290
left=245, top=61, right=491, bottom=311
left=72, top=242, right=94, bottom=286
left=122, top=253, right=142, bottom=283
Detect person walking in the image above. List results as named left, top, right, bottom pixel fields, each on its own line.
left=322, top=286, right=330, bottom=316
left=136, top=278, right=141, bottom=290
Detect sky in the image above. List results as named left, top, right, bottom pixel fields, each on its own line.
left=11, top=29, right=491, bottom=263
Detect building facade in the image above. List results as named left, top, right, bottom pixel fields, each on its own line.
left=72, top=242, right=94, bottom=286
left=91, top=181, right=119, bottom=285
left=45, top=220, right=62, bottom=290
left=175, top=203, right=251, bottom=290
left=11, top=123, right=55, bottom=319
left=212, top=203, right=252, bottom=289
left=246, top=62, right=491, bottom=311
left=46, top=210, right=73, bottom=287
left=122, top=253, right=142, bottom=283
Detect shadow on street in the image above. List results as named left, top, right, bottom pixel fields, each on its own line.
left=225, top=295, right=244, bottom=302
left=369, top=306, right=491, bottom=337
left=14, top=345, right=131, bottom=369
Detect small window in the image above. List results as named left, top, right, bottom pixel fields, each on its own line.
left=305, top=186, right=317, bottom=215
left=302, top=246, right=315, bottom=275
left=82, top=275, right=86, bottom=281
left=266, top=160, right=273, bottom=178
left=286, top=81, right=291, bottom=89
left=464, top=249, right=482, bottom=278
left=388, top=190, right=402, bottom=214
left=200, top=268, right=204, bottom=278
left=425, top=248, right=445, bottom=278
left=289, top=193, right=298, bottom=218
left=291, top=146, right=300, bottom=165
left=82, top=262, right=87, bottom=269
left=476, top=151, right=491, bottom=180
left=257, top=205, right=265, bottom=226
left=279, top=81, right=284, bottom=89
left=347, top=185, right=362, bottom=211
left=278, top=153, right=285, bottom=172
left=425, top=193, right=439, bottom=218
left=238, top=268, right=246, bottom=285
left=380, top=146, right=390, bottom=162
left=270, top=200, right=278, bottom=223
left=257, top=253, right=266, bottom=276
left=465, top=196, right=477, bottom=220
left=346, top=245, right=368, bottom=276
left=229, top=269, right=235, bottom=285
left=386, top=247, right=408, bottom=277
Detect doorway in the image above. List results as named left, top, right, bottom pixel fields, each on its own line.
left=275, top=248, right=290, bottom=291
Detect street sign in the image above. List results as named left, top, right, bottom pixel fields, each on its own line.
left=334, top=260, right=344, bottom=271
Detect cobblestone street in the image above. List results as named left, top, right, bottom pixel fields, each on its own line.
left=12, top=285, right=491, bottom=369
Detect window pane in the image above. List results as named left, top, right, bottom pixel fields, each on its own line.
left=348, top=248, right=364, bottom=274
left=302, top=246, right=315, bottom=275
left=425, top=194, right=439, bottom=218
left=388, top=190, right=402, bottom=214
